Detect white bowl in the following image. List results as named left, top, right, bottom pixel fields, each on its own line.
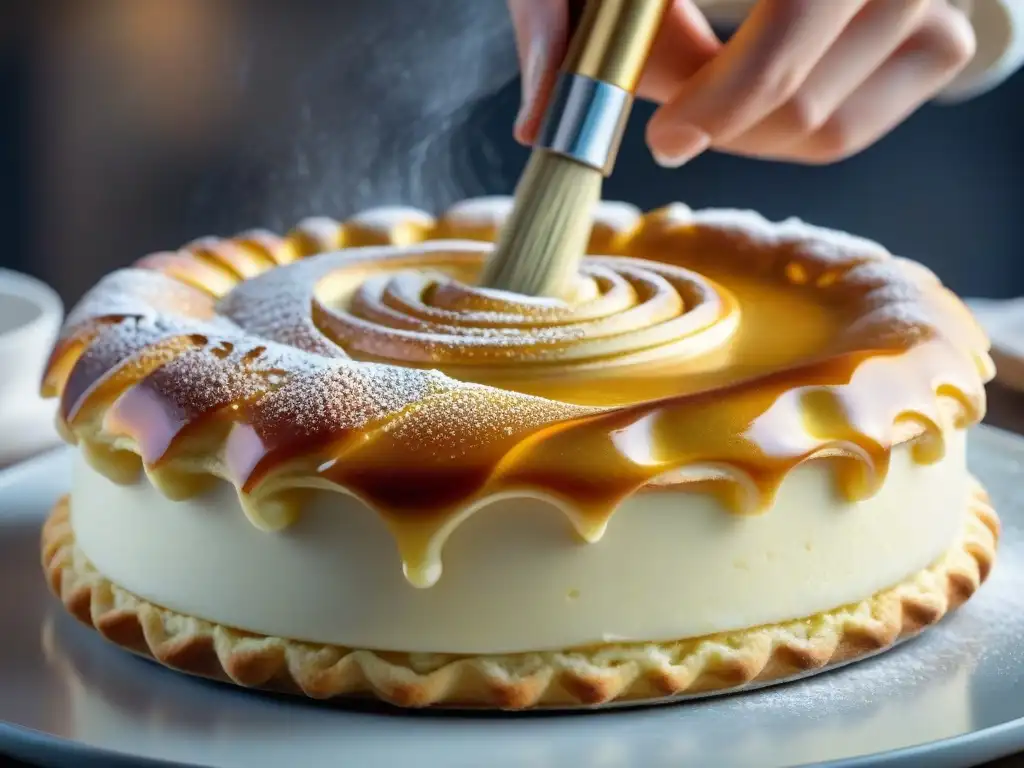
left=0, top=269, right=64, bottom=466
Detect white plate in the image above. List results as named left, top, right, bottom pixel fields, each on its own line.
left=1, top=428, right=1024, bottom=768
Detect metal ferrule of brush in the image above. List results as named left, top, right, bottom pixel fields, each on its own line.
left=534, top=71, right=633, bottom=177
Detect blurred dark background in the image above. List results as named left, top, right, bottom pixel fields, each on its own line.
left=1, top=0, right=1022, bottom=307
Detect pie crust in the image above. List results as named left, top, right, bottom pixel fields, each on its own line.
left=38, top=198, right=999, bottom=708
left=42, top=482, right=998, bottom=710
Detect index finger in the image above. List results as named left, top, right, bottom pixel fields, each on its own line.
left=647, top=0, right=869, bottom=150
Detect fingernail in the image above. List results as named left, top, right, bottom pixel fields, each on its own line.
left=515, top=44, right=546, bottom=133
left=649, top=126, right=711, bottom=168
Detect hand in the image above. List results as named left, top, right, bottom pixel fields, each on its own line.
left=510, top=0, right=977, bottom=166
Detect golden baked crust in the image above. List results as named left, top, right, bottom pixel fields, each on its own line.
left=38, top=200, right=995, bottom=586
left=42, top=481, right=999, bottom=710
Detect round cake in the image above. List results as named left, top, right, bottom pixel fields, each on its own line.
left=40, top=199, right=999, bottom=709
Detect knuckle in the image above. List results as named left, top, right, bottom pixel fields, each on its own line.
left=741, top=63, right=806, bottom=107
left=917, top=7, right=977, bottom=71
left=758, top=0, right=821, bottom=24
left=810, top=119, right=862, bottom=163
left=896, top=0, right=932, bottom=19
left=779, top=95, right=831, bottom=135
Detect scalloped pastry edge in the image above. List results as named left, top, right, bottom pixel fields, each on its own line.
left=41, top=482, right=999, bottom=710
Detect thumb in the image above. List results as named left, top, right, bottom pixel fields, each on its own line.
left=509, top=1, right=720, bottom=146
left=509, top=0, right=570, bottom=146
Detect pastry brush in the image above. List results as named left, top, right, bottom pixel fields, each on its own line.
left=480, top=0, right=672, bottom=298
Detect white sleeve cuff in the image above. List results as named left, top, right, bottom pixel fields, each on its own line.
left=939, top=0, right=1024, bottom=102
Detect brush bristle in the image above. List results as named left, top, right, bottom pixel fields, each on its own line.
left=480, top=151, right=602, bottom=299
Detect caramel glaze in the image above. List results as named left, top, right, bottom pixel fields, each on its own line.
left=41, top=201, right=994, bottom=587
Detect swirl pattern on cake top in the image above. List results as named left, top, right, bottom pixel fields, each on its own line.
left=42, top=198, right=993, bottom=587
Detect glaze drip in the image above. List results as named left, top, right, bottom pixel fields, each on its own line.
left=41, top=200, right=993, bottom=588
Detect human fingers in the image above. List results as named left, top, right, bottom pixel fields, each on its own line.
left=634, top=1, right=721, bottom=104
left=777, top=0, right=976, bottom=163
left=508, top=0, right=570, bottom=146
left=509, top=0, right=721, bottom=146
left=646, top=0, right=870, bottom=167
left=719, top=0, right=933, bottom=158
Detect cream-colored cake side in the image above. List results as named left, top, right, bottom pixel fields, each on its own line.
left=69, top=425, right=968, bottom=655
left=42, top=479, right=998, bottom=709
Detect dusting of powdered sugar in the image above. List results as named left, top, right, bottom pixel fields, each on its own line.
left=378, top=385, right=594, bottom=460
left=59, top=311, right=240, bottom=413
left=81, top=317, right=206, bottom=376
left=66, top=202, right=977, bottom=382
left=843, top=261, right=931, bottom=312
left=133, top=341, right=286, bottom=424
left=247, top=357, right=459, bottom=439
left=837, top=259, right=948, bottom=345
left=442, top=196, right=514, bottom=228
left=216, top=238, right=605, bottom=356
left=728, top=528, right=1024, bottom=726
left=689, top=433, right=1024, bottom=740
left=892, top=255, right=941, bottom=285
left=843, top=259, right=926, bottom=293
left=290, top=216, right=346, bottom=253
left=51, top=199, right=994, bottom=513
left=458, top=284, right=567, bottom=310
left=348, top=206, right=436, bottom=234
left=438, top=196, right=642, bottom=240
left=772, top=216, right=889, bottom=264
left=65, top=268, right=216, bottom=330
left=216, top=256, right=344, bottom=359
left=653, top=208, right=967, bottom=354
left=675, top=208, right=891, bottom=267
left=650, top=202, right=693, bottom=224
left=592, top=200, right=642, bottom=233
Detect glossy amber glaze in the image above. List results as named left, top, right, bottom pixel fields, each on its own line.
left=41, top=200, right=993, bottom=587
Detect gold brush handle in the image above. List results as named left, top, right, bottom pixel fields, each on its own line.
left=479, top=0, right=671, bottom=299
left=535, top=0, right=671, bottom=174
left=564, top=0, right=671, bottom=92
